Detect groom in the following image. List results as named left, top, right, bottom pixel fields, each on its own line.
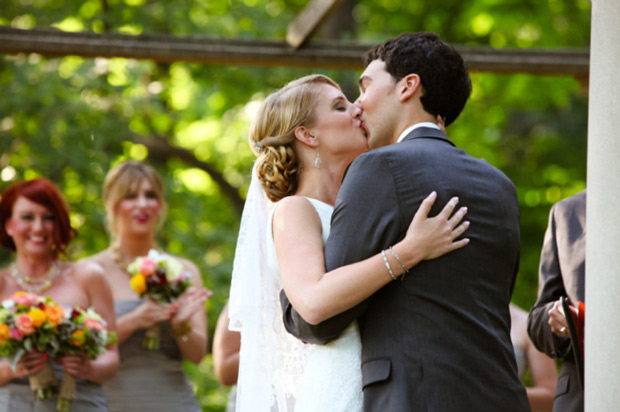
left=281, top=32, right=530, bottom=411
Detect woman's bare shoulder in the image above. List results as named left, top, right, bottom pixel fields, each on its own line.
left=165, top=254, right=203, bottom=286
left=171, top=254, right=199, bottom=274
left=273, top=196, right=320, bottom=226
left=68, top=259, right=106, bottom=283
left=80, top=249, right=112, bottom=266
left=276, top=195, right=315, bottom=212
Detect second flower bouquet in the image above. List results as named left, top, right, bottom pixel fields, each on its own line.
left=127, top=249, right=192, bottom=349
left=56, top=306, right=116, bottom=412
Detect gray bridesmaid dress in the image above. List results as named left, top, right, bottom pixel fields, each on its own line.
left=0, top=363, right=108, bottom=411
left=103, top=300, right=201, bottom=412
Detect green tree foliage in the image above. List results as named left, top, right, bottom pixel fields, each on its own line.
left=0, top=0, right=590, bottom=409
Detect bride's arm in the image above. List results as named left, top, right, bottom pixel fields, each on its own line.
left=275, top=192, right=469, bottom=325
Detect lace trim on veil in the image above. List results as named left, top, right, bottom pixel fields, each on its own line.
left=229, top=164, right=313, bottom=411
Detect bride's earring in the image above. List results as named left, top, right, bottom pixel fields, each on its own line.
left=314, top=146, right=322, bottom=169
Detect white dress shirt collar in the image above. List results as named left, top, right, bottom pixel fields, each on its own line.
left=397, top=122, right=440, bottom=143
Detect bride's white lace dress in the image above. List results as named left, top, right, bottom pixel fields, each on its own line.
left=265, top=198, right=363, bottom=412
left=228, top=169, right=362, bottom=412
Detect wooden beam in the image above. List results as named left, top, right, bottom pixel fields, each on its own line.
left=0, top=27, right=590, bottom=77
left=286, top=0, right=345, bottom=48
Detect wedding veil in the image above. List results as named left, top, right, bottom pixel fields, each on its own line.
left=228, top=163, right=312, bottom=411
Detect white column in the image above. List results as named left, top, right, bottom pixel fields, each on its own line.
left=585, top=1, right=620, bottom=411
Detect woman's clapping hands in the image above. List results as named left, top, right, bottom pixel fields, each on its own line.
left=169, top=287, right=212, bottom=332
left=132, top=299, right=173, bottom=330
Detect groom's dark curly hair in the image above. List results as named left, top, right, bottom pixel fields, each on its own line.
left=364, top=32, right=472, bottom=127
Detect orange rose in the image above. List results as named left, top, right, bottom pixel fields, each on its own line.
left=71, top=330, right=86, bottom=346
left=28, top=309, right=47, bottom=327
left=0, top=324, right=9, bottom=344
left=45, top=305, right=65, bottom=326
left=130, top=274, right=147, bottom=294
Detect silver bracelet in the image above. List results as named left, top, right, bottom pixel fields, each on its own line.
left=381, top=250, right=397, bottom=281
left=389, top=246, right=408, bottom=274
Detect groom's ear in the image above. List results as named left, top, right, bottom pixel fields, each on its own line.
left=293, top=125, right=318, bottom=148
left=398, top=73, right=422, bottom=103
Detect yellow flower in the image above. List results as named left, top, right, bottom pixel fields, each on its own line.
left=28, top=309, right=47, bottom=327
left=130, top=274, right=147, bottom=294
left=71, top=329, right=86, bottom=346
left=0, top=324, right=9, bottom=344
left=45, top=305, right=65, bottom=326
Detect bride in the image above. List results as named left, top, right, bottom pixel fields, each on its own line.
left=229, top=74, right=470, bottom=411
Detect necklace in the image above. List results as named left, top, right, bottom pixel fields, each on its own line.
left=111, top=244, right=129, bottom=272
left=9, top=262, right=60, bottom=294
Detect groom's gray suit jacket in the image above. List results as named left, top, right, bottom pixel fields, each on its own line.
left=281, top=127, right=531, bottom=411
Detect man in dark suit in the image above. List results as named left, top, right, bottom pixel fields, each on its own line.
left=280, top=32, right=530, bottom=411
left=527, top=190, right=586, bottom=411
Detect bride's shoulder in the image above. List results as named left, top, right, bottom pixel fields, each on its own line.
left=272, top=196, right=322, bottom=235
left=274, top=196, right=318, bottom=219
left=276, top=196, right=316, bottom=213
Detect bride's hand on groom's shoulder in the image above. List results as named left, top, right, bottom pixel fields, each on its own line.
left=402, top=192, right=470, bottom=263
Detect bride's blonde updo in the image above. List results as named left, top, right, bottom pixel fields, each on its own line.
left=250, top=74, right=339, bottom=202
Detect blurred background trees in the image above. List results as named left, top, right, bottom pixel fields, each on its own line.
left=0, top=0, right=590, bottom=409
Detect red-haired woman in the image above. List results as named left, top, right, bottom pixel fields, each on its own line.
left=0, top=178, right=118, bottom=411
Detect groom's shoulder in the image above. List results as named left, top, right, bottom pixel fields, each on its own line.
left=345, top=142, right=426, bottom=181
left=351, top=140, right=430, bottom=171
left=351, top=143, right=405, bottom=165
left=346, top=146, right=395, bottom=176
left=340, top=149, right=391, bottom=189
left=350, top=147, right=385, bottom=166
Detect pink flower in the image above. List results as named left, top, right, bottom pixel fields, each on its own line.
left=84, top=318, right=103, bottom=331
left=15, top=314, right=35, bottom=335
left=13, top=293, right=38, bottom=307
left=9, top=328, right=23, bottom=340
left=139, top=258, right=158, bottom=277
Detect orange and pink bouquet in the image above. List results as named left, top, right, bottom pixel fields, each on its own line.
left=0, top=292, right=65, bottom=399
